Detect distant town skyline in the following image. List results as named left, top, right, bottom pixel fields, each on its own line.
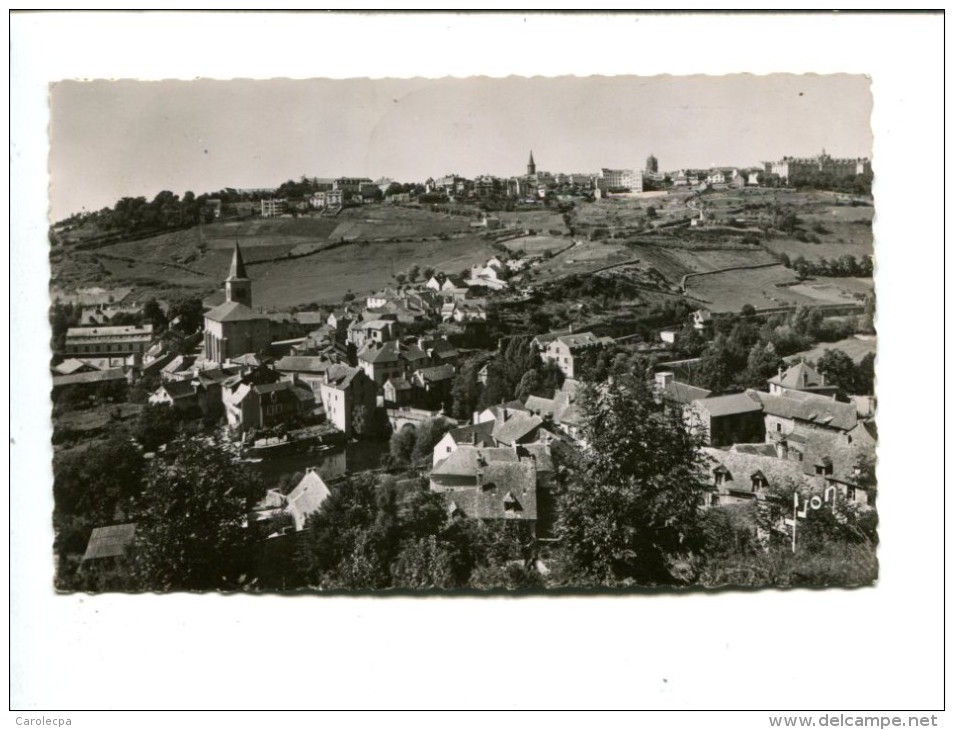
left=49, top=74, right=872, bottom=221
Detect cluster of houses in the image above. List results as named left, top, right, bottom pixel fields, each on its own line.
left=655, top=360, right=877, bottom=511
left=66, top=231, right=876, bottom=567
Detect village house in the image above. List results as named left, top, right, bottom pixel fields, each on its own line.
left=700, top=447, right=810, bottom=508
left=357, top=339, right=430, bottom=387
left=318, top=364, right=377, bottom=437
left=221, top=366, right=313, bottom=434
left=691, top=308, right=713, bottom=331
left=767, top=362, right=839, bottom=398
left=688, top=392, right=766, bottom=447
left=410, top=364, right=456, bottom=410
left=286, top=468, right=333, bottom=531
left=653, top=371, right=712, bottom=407
left=755, top=389, right=858, bottom=441
left=543, top=331, right=613, bottom=379
left=429, top=442, right=556, bottom=537
left=474, top=401, right=530, bottom=425
left=273, top=354, right=340, bottom=394
left=432, top=421, right=497, bottom=466
left=382, top=376, right=414, bottom=408
left=490, top=410, right=545, bottom=447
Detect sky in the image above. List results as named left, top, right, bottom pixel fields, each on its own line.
left=49, top=74, right=872, bottom=221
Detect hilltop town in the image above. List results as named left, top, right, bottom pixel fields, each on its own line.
left=50, top=149, right=877, bottom=591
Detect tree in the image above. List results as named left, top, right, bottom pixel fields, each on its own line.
left=390, top=536, right=457, bottom=589
left=816, top=349, right=858, bottom=394
left=127, top=437, right=265, bottom=590
left=422, top=266, right=436, bottom=281
left=855, top=352, right=876, bottom=396
left=410, top=417, right=453, bottom=466
left=134, top=403, right=180, bottom=452
left=389, top=424, right=417, bottom=467
left=555, top=377, right=708, bottom=585
left=696, top=337, right=734, bottom=393
left=142, top=298, right=168, bottom=332
left=166, top=296, right=204, bottom=334
left=740, top=342, right=783, bottom=390
left=449, top=360, right=482, bottom=421
left=408, top=264, right=421, bottom=282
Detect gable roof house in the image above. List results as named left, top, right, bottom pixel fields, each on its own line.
left=430, top=443, right=555, bottom=537
left=768, top=362, right=839, bottom=398
left=318, top=364, right=377, bottom=437
left=432, top=421, right=497, bottom=466
left=688, top=392, right=766, bottom=447
left=701, top=447, right=811, bottom=508
left=286, top=468, right=332, bottom=531
left=543, top=332, right=613, bottom=379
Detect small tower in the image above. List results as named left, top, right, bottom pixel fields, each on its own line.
left=645, top=153, right=659, bottom=174
left=225, top=241, right=252, bottom=308
left=527, top=150, right=536, bottom=177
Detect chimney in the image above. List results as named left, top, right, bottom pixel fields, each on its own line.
left=475, top=469, right=483, bottom=486
left=778, top=366, right=784, bottom=378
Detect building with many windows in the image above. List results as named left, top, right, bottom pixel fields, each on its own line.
left=63, top=324, right=154, bottom=358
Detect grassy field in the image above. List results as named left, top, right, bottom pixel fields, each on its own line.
left=685, top=265, right=874, bottom=313
left=493, top=209, right=568, bottom=233
left=501, top=234, right=570, bottom=255
left=786, top=336, right=877, bottom=364
left=249, top=236, right=501, bottom=308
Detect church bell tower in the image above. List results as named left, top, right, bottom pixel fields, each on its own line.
left=527, top=150, right=536, bottom=177
left=225, top=241, right=252, bottom=308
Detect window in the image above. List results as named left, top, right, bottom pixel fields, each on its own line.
left=775, top=422, right=782, bottom=433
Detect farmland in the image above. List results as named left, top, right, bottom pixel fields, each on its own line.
left=247, top=235, right=500, bottom=308
left=500, top=234, right=571, bottom=256
left=786, top=335, right=877, bottom=365
left=49, top=207, right=496, bottom=307
left=684, top=265, right=873, bottom=312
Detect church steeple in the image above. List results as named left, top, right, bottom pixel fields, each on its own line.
left=527, top=150, right=536, bottom=176
left=225, top=241, right=252, bottom=308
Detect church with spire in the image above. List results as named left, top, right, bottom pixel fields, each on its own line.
left=203, top=242, right=272, bottom=364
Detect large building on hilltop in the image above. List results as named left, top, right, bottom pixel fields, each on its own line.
left=203, top=243, right=271, bottom=364
left=766, top=149, right=872, bottom=182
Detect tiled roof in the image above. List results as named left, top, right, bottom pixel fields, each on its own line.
left=443, top=462, right=538, bottom=521
left=769, top=362, right=823, bottom=389
left=555, top=332, right=611, bottom=349
left=325, top=364, right=362, bottom=390
left=756, top=390, right=857, bottom=432
left=52, top=368, right=127, bottom=387
left=415, top=364, right=456, bottom=384
left=731, top=443, right=781, bottom=458
left=446, top=421, right=496, bottom=448
left=204, top=300, right=266, bottom=323
left=702, top=448, right=809, bottom=494
left=431, top=446, right=520, bottom=476
left=53, top=359, right=93, bottom=375
left=287, top=470, right=332, bottom=530
left=82, top=523, right=136, bottom=561
left=492, top=411, right=544, bottom=446
left=694, top=392, right=763, bottom=418
left=274, top=356, right=334, bottom=374
left=662, top=381, right=712, bottom=405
